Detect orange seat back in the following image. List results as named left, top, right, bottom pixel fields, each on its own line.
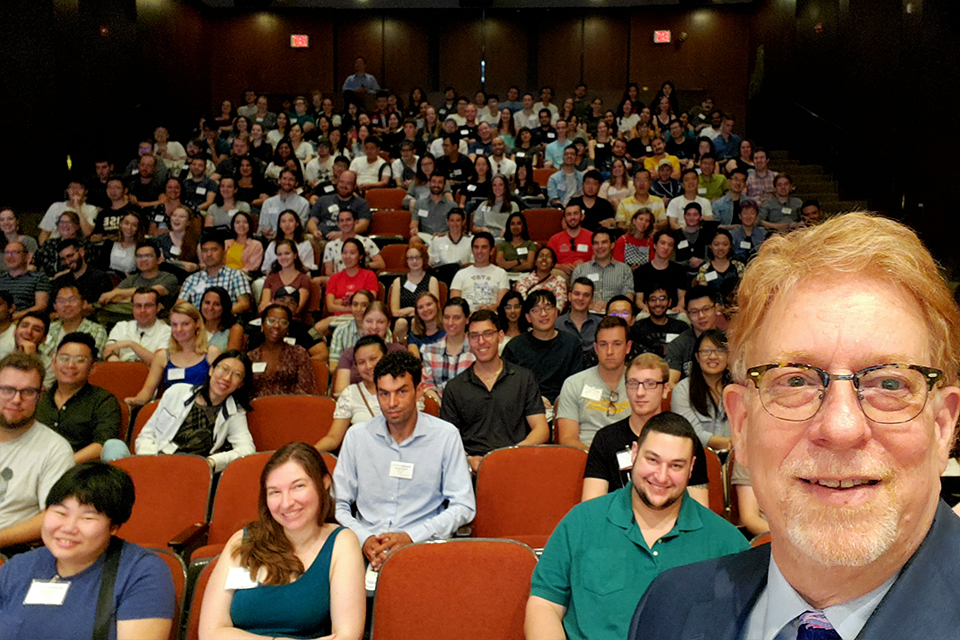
left=365, top=188, right=407, bottom=211
left=246, top=396, right=335, bottom=451
left=379, top=244, right=410, bottom=272
left=370, top=209, right=412, bottom=239
left=372, top=539, right=537, bottom=640
left=704, top=447, right=725, bottom=516
left=129, top=400, right=161, bottom=446
left=312, top=360, right=329, bottom=396
left=185, top=557, right=218, bottom=640
left=90, top=361, right=151, bottom=440
left=523, top=208, right=563, bottom=244
left=533, top=168, right=556, bottom=187
left=147, top=547, right=187, bottom=640
left=473, top=445, right=587, bottom=548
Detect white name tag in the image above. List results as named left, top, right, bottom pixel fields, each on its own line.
left=466, top=184, right=476, bottom=192
left=646, top=146, right=652, bottom=152
left=740, top=240, right=752, bottom=250
left=389, top=460, right=415, bottom=479
left=577, top=244, right=589, bottom=253
left=24, top=580, right=70, bottom=605
left=547, top=132, right=556, bottom=139
left=252, top=362, right=267, bottom=373
left=328, top=204, right=339, bottom=214
left=581, top=385, right=604, bottom=401
left=677, top=240, right=689, bottom=250
left=616, top=448, right=632, bottom=471
left=418, top=209, right=428, bottom=218
left=665, top=333, right=679, bottom=343
left=283, top=337, right=296, bottom=345
left=131, top=169, right=139, bottom=175
left=781, top=207, right=792, bottom=215
left=168, top=367, right=185, bottom=380
left=452, top=170, right=462, bottom=177
left=249, top=318, right=262, bottom=326
left=196, top=187, right=207, bottom=195
left=596, top=143, right=606, bottom=149
left=587, top=273, right=599, bottom=282
left=705, top=270, right=718, bottom=282
left=460, top=129, right=469, bottom=136
left=170, top=246, right=181, bottom=256
left=516, top=152, right=526, bottom=159
left=698, top=187, right=707, bottom=195
left=324, top=185, right=335, bottom=193
left=516, top=247, right=528, bottom=256
left=182, top=164, right=190, bottom=172
left=224, top=567, right=259, bottom=590
left=403, top=280, right=418, bottom=292
left=154, top=214, right=165, bottom=223
left=365, top=564, right=380, bottom=591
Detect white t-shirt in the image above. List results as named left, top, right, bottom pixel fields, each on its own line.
left=349, top=156, right=391, bottom=186
left=0, top=422, right=74, bottom=530
left=429, top=233, right=474, bottom=267
left=304, top=155, right=335, bottom=186
left=39, top=202, right=98, bottom=236
left=665, top=195, right=714, bottom=222
left=106, top=319, right=172, bottom=363
left=450, top=264, right=510, bottom=309
left=322, top=236, right=381, bottom=273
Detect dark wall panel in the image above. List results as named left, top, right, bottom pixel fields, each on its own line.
left=381, top=16, right=430, bottom=96
left=483, top=14, right=529, bottom=95
left=583, top=15, right=629, bottom=96
left=537, top=13, right=584, bottom=95
left=438, top=14, right=484, bottom=95
left=337, top=17, right=383, bottom=92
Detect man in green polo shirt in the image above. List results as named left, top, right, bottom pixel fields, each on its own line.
left=525, top=412, right=747, bottom=640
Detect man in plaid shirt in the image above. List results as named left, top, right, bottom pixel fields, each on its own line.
left=177, top=232, right=252, bottom=316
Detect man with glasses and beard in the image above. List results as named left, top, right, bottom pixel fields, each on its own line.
left=630, top=284, right=690, bottom=358
left=630, top=213, right=960, bottom=639
left=526, top=411, right=745, bottom=640
left=0, top=353, right=74, bottom=553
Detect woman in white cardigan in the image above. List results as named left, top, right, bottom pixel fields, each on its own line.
left=104, top=351, right=256, bottom=471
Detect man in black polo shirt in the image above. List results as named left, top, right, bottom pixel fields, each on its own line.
left=35, top=332, right=121, bottom=463
left=630, top=283, right=690, bottom=358
left=569, top=170, right=616, bottom=232
left=440, top=310, right=549, bottom=473
left=434, top=133, right=475, bottom=189
left=581, top=353, right=708, bottom=504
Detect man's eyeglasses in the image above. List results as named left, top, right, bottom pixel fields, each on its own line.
left=529, top=305, right=556, bottom=316
left=626, top=380, right=666, bottom=392
left=0, top=386, right=41, bottom=400
left=56, top=354, right=91, bottom=365
left=467, top=330, right=499, bottom=342
left=746, top=362, right=943, bottom=424
left=687, top=304, right=715, bottom=317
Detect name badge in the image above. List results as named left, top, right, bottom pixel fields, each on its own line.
left=587, top=273, right=600, bottom=282
left=418, top=209, right=429, bottom=218
left=698, top=113, right=706, bottom=120
left=249, top=318, right=262, bottom=326
left=646, top=146, right=652, bottom=153
left=365, top=564, right=380, bottom=591
left=403, top=280, right=418, bottom=292
left=168, top=367, right=185, bottom=380
left=677, top=240, right=689, bottom=250
left=576, top=244, right=589, bottom=253
left=283, top=337, right=296, bottom=345
left=781, top=207, right=792, bottom=215
left=596, top=143, right=606, bottom=149
left=616, top=448, right=632, bottom=471
left=224, top=567, right=259, bottom=590
left=466, top=184, right=476, bottom=192
left=698, top=187, right=707, bottom=195
left=581, top=385, right=604, bottom=401
left=705, top=270, right=718, bottom=282
left=182, top=164, right=190, bottom=172
left=452, top=170, right=462, bottom=177
left=252, top=362, right=267, bottom=373
left=170, top=245, right=181, bottom=256
left=324, top=185, right=335, bottom=194
left=516, top=247, right=528, bottom=256
left=547, top=132, right=556, bottom=139
left=516, top=151, right=526, bottom=159
left=665, top=333, right=679, bottom=343
left=131, top=169, right=139, bottom=175
left=196, top=187, right=207, bottom=195
left=24, top=580, right=70, bottom=606
left=154, top=214, right=165, bottom=223
left=740, top=240, right=752, bottom=250
left=389, top=460, right=415, bottom=479
left=328, top=204, right=339, bottom=214
left=460, top=129, right=470, bottom=137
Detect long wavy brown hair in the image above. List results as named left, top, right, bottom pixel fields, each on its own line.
left=233, top=442, right=335, bottom=585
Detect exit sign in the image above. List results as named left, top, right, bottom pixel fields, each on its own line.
left=653, top=30, right=672, bottom=44
left=290, top=34, right=309, bottom=48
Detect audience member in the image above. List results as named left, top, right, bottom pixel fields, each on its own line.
left=104, top=287, right=172, bottom=364
left=333, top=302, right=406, bottom=395
left=260, top=169, right=311, bottom=240
left=247, top=304, right=316, bottom=398
left=670, top=329, right=732, bottom=450
left=99, top=242, right=179, bottom=319
left=758, top=172, right=803, bottom=233
left=557, top=277, right=602, bottom=366
left=0, top=242, right=49, bottom=320
left=514, top=246, right=569, bottom=311
left=571, top=229, right=634, bottom=311
left=547, top=203, right=594, bottom=277
left=665, top=286, right=720, bottom=386
left=665, top=169, right=714, bottom=229
left=450, top=232, right=509, bottom=313
left=546, top=146, right=584, bottom=207
left=388, top=244, right=440, bottom=343
left=42, top=285, right=108, bottom=366
left=178, top=233, right=253, bottom=316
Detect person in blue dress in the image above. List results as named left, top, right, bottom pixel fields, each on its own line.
left=199, top=442, right=366, bottom=640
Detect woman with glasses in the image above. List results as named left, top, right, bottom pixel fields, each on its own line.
left=387, top=243, right=439, bottom=344
left=108, top=351, right=254, bottom=472
left=671, top=329, right=732, bottom=451
left=247, top=304, right=315, bottom=398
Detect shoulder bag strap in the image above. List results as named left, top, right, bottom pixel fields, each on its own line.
left=92, top=536, right=124, bottom=640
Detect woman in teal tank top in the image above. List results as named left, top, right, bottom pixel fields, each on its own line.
left=198, top=443, right=366, bottom=640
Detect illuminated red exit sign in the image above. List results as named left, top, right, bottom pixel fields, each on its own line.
left=290, top=34, right=309, bottom=48
left=653, top=30, right=672, bottom=44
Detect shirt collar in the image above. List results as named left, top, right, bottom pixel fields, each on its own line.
left=757, top=555, right=897, bottom=640
left=607, top=485, right=703, bottom=545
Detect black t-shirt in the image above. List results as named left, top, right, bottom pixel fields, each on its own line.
left=626, top=138, right=653, bottom=161
left=94, top=205, right=141, bottom=237
left=569, top=196, right=616, bottom=233
left=584, top=417, right=709, bottom=490
left=52, top=267, right=114, bottom=304
left=435, top=155, right=476, bottom=184
left=630, top=316, right=691, bottom=357
left=633, top=261, right=690, bottom=301
left=501, top=331, right=584, bottom=403
left=665, top=138, right=697, bottom=161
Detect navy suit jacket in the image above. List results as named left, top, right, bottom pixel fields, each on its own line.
left=629, top=500, right=960, bottom=640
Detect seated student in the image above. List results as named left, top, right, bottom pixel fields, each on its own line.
left=664, top=285, right=720, bottom=386
left=125, top=302, right=221, bottom=406
left=0, top=463, right=175, bottom=640
left=0, top=292, right=16, bottom=359
left=41, top=285, right=108, bottom=365
left=327, top=289, right=375, bottom=371
left=571, top=229, right=634, bottom=311
left=323, top=239, right=378, bottom=326
left=502, top=290, right=583, bottom=407
left=104, top=288, right=172, bottom=365
left=450, top=232, right=509, bottom=313
left=97, top=211, right=145, bottom=277
left=0, top=240, right=50, bottom=321
left=555, top=316, right=632, bottom=451
left=333, top=302, right=406, bottom=395
left=556, top=278, right=603, bottom=367
left=633, top=230, right=688, bottom=314
left=319, top=209, right=384, bottom=287
left=178, top=232, right=253, bottom=318
left=387, top=243, right=440, bottom=344
left=728, top=198, right=766, bottom=263
left=349, top=135, right=392, bottom=193
left=440, top=310, right=550, bottom=472
left=199, top=443, right=365, bottom=640
left=319, top=335, right=389, bottom=453
left=474, top=176, right=520, bottom=239
left=263, top=210, right=318, bottom=274
left=98, top=241, right=180, bottom=321
left=106, top=351, right=255, bottom=472
left=630, top=283, right=689, bottom=357
left=49, top=238, right=114, bottom=308
left=200, top=287, right=236, bottom=352
left=406, top=292, right=445, bottom=360
left=247, top=304, right=316, bottom=399
left=223, top=210, right=264, bottom=276
left=420, top=298, right=474, bottom=404
left=494, top=212, right=537, bottom=278
left=230, top=286, right=326, bottom=361
left=613, top=207, right=656, bottom=270
left=546, top=203, right=593, bottom=278
left=670, top=329, right=732, bottom=451
left=515, top=247, right=568, bottom=311
left=259, top=239, right=313, bottom=324
left=692, top=229, right=745, bottom=300
left=580, top=353, right=709, bottom=505
left=0, top=353, right=75, bottom=553
left=427, top=208, right=473, bottom=287
left=36, top=333, right=121, bottom=463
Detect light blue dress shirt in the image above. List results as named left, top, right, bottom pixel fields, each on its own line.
left=333, top=412, right=476, bottom=544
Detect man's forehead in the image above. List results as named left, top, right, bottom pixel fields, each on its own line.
left=639, top=432, right=694, bottom=460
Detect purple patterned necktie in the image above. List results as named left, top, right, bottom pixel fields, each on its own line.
left=797, top=611, right=841, bottom=640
